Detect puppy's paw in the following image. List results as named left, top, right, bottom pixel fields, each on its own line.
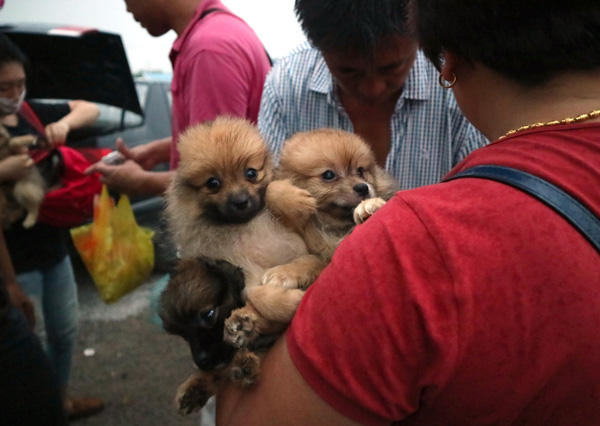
left=354, top=197, right=386, bottom=224
left=224, top=308, right=259, bottom=348
left=266, top=180, right=316, bottom=227
left=262, top=265, right=302, bottom=289
left=22, top=212, right=37, bottom=229
left=175, top=374, right=214, bottom=416
left=230, top=349, right=261, bottom=388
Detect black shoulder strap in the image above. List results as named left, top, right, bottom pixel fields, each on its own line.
left=199, top=8, right=273, bottom=66
left=443, top=165, right=600, bottom=253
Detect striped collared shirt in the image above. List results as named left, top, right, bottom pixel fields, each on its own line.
left=258, top=44, right=489, bottom=190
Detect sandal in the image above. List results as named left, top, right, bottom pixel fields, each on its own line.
left=65, top=397, right=105, bottom=421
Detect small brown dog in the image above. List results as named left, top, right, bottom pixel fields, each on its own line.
left=159, top=256, right=269, bottom=414
left=0, top=125, right=45, bottom=229
left=223, top=128, right=399, bottom=348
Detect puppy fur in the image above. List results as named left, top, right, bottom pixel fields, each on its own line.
left=0, top=126, right=45, bottom=229
left=224, top=128, right=399, bottom=347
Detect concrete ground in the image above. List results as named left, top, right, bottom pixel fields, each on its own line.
left=67, top=261, right=214, bottom=426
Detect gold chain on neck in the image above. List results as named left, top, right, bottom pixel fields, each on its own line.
left=499, top=109, right=600, bottom=140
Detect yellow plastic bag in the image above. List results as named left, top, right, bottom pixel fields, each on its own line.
left=70, top=185, right=155, bottom=303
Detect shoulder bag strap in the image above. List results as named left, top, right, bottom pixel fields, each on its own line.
left=18, top=101, right=47, bottom=136
left=443, top=165, right=600, bottom=253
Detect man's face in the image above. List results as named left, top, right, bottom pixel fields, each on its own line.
left=123, top=0, right=170, bottom=37
left=322, top=35, right=418, bottom=105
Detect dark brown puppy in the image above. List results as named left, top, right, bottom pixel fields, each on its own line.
left=159, top=257, right=270, bottom=415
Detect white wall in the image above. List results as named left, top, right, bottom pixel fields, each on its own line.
left=0, top=0, right=306, bottom=72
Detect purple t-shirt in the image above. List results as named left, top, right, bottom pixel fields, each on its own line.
left=169, top=0, right=271, bottom=169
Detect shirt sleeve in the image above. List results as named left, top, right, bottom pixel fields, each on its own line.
left=258, top=64, right=289, bottom=162
left=287, top=195, right=460, bottom=425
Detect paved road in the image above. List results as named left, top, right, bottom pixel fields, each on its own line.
left=68, top=261, right=214, bottom=426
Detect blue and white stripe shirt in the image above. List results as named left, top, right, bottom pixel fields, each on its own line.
left=258, top=44, right=489, bottom=190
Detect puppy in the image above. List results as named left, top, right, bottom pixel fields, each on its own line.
left=165, top=116, right=319, bottom=290
left=162, top=117, right=323, bottom=414
left=275, top=127, right=398, bottom=260
left=159, top=257, right=271, bottom=415
left=0, top=126, right=45, bottom=229
left=224, top=128, right=399, bottom=347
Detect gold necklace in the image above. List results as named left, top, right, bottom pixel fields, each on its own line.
left=499, top=109, right=600, bottom=140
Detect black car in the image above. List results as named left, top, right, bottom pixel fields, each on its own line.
left=0, top=23, right=175, bottom=270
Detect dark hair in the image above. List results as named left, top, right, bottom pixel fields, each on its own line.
left=412, top=0, right=600, bottom=87
left=294, top=0, right=411, bottom=56
left=0, top=33, right=29, bottom=69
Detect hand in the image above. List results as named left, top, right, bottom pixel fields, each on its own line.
left=45, top=121, right=70, bottom=146
left=6, top=282, right=36, bottom=328
left=85, top=159, right=147, bottom=196
left=116, top=138, right=156, bottom=170
left=0, top=154, right=34, bottom=182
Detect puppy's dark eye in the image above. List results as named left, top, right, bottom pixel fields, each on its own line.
left=357, top=167, right=365, bottom=177
left=245, top=168, right=258, bottom=182
left=193, top=308, right=219, bottom=328
left=322, top=170, right=336, bottom=181
left=205, top=177, right=221, bottom=192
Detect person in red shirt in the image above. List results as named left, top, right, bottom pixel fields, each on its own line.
left=215, top=1, right=600, bottom=425
left=86, top=0, right=271, bottom=196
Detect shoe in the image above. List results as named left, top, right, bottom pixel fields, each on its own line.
left=65, top=397, right=105, bottom=421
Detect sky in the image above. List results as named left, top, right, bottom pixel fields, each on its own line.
left=0, top=0, right=306, bottom=73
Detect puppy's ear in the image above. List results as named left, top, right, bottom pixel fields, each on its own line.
left=201, top=257, right=246, bottom=301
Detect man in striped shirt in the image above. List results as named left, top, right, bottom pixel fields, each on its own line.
left=258, top=0, right=488, bottom=189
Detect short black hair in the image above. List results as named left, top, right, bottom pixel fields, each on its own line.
left=412, top=0, right=600, bottom=86
left=0, top=33, right=29, bottom=69
left=294, top=0, right=411, bottom=56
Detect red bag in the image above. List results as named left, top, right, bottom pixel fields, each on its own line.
left=35, top=146, right=105, bottom=228
left=19, top=101, right=108, bottom=228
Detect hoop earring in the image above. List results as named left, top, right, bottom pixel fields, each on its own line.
left=438, top=73, right=457, bottom=89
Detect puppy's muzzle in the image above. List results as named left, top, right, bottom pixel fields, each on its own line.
left=230, top=192, right=251, bottom=211
left=220, top=189, right=263, bottom=223
left=191, top=340, right=237, bottom=371
left=353, top=183, right=371, bottom=198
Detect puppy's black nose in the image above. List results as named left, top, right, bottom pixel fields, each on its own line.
left=193, top=351, right=210, bottom=369
left=230, top=194, right=250, bottom=211
left=353, top=183, right=370, bottom=197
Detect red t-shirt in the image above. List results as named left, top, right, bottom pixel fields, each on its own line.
left=169, top=0, right=271, bottom=169
left=287, top=123, right=600, bottom=425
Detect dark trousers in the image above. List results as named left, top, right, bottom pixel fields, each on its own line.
left=0, top=306, right=67, bottom=426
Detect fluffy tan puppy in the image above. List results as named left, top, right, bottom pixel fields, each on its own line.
left=0, top=125, right=45, bottom=229
left=165, top=116, right=320, bottom=291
